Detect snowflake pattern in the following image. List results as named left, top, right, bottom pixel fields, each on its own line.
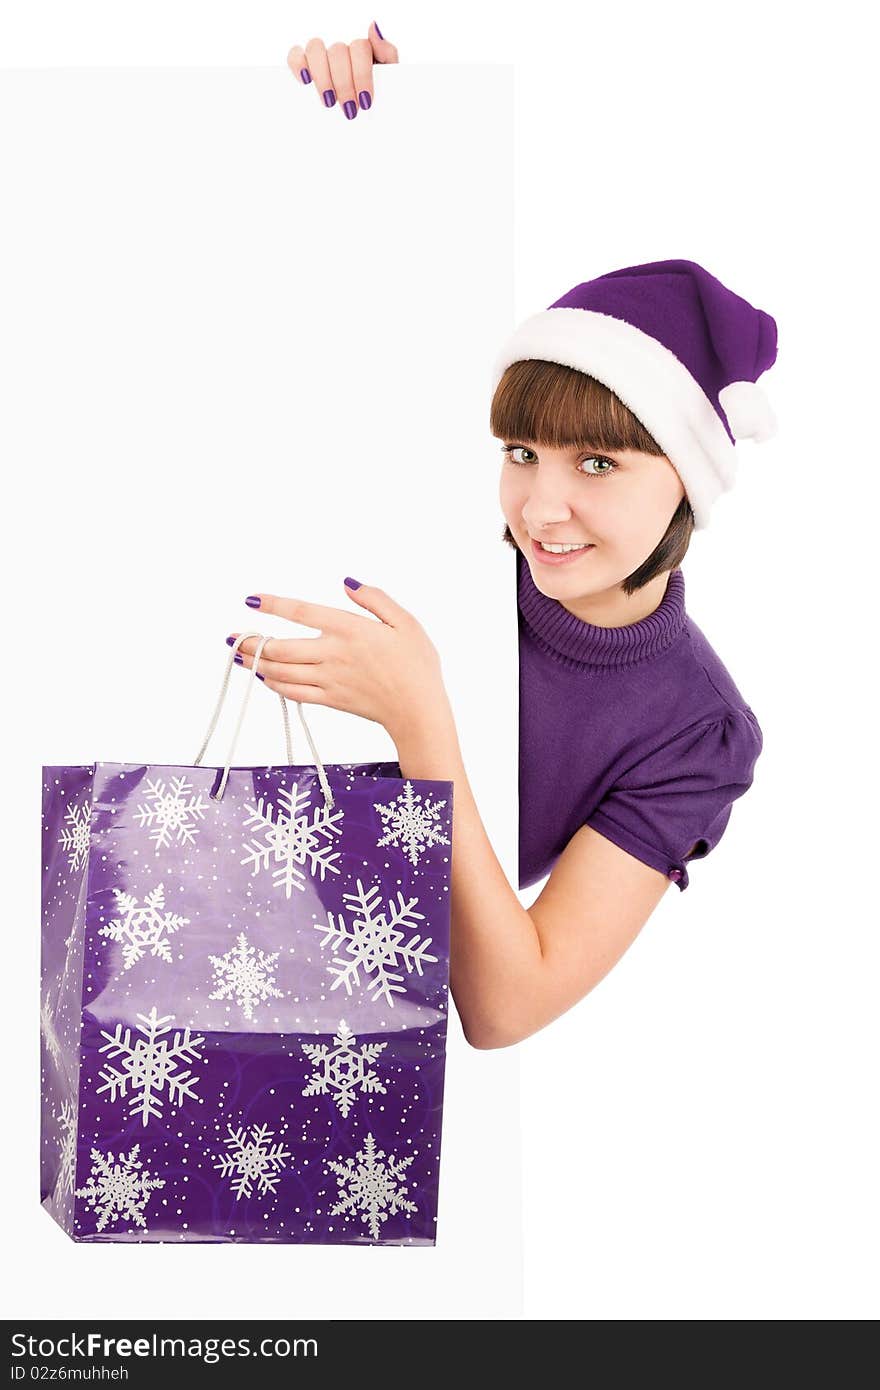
left=374, top=779, right=450, bottom=868
left=313, top=877, right=437, bottom=1009
left=213, top=1123, right=290, bottom=1201
left=98, top=883, right=189, bottom=971
left=40, top=992, right=63, bottom=1068
left=56, top=1098, right=77, bottom=1197
left=326, top=1131, right=418, bottom=1241
left=58, top=800, right=92, bottom=873
left=96, top=1006, right=205, bottom=1127
left=208, top=932, right=284, bottom=1021
left=240, top=782, right=345, bottom=898
left=133, top=775, right=209, bottom=851
left=75, top=1144, right=165, bottom=1232
left=301, top=1020, right=389, bottom=1118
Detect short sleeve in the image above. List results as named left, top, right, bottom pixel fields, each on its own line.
left=583, top=707, right=763, bottom=890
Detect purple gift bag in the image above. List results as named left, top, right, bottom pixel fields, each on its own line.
left=40, top=631, right=453, bottom=1245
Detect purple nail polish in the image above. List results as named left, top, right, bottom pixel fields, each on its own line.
left=358, top=90, right=372, bottom=110
left=226, top=636, right=236, bottom=647
left=245, top=596, right=261, bottom=609
left=323, top=89, right=336, bottom=108
left=256, top=672, right=265, bottom=682
left=300, top=67, right=312, bottom=84
left=374, top=21, right=384, bottom=39
left=344, top=577, right=362, bottom=590
left=234, top=653, right=243, bottom=665
left=343, top=99, right=357, bottom=120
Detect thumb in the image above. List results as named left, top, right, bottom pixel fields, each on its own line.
left=368, top=20, right=399, bottom=63
left=343, top=577, right=408, bottom=626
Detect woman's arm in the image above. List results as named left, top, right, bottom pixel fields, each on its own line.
left=392, top=703, right=672, bottom=1049
left=230, top=583, right=671, bottom=1049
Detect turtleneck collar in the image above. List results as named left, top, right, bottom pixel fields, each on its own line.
left=516, top=548, right=687, bottom=668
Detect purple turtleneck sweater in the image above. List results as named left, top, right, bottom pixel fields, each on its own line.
left=516, top=549, right=763, bottom=892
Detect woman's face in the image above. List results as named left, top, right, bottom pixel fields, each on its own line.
left=498, top=439, right=685, bottom=596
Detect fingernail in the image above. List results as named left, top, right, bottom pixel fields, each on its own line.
left=323, top=89, right=336, bottom=108
left=374, top=21, right=384, bottom=39
left=344, top=577, right=362, bottom=590
left=358, top=90, right=372, bottom=110
left=343, top=99, right=357, bottom=120
left=245, top=595, right=261, bottom=608
left=226, top=636, right=236, bottom=647
left=300, top=67, right=312, bottom=84
left=234, top=653, right=243, bottom=665
left=256, top=672, right=266, bottom=682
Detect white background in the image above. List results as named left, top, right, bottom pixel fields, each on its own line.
left=2, top=1, right=877, bottom=1322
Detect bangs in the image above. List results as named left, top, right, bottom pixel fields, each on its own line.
left=490, top=359, right=665, bottom=457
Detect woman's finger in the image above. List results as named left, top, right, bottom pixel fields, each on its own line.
left=241, top=593, right=361, bottom=635
left=326, top=42, right=358, bottom=119
left=349, top=37, right=375, bottom=111
left=237, top=653, right=328, bottom=687
left=228, top=633, right=326, bottom=664
left=303, top=36, right=337, bottom=109
left=285, top=44, right=313, bottom=87
left=368, top=21, right=399, bottom=64
left=261, top=677, right=330, bottom=707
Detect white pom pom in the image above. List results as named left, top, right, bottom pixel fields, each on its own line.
left=718, top=380, right=778, bottom=442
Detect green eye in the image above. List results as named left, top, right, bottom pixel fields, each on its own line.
left=578, top=455, right=618, bottom=478
left=500, top=444, right=619, bottom=479
left=500, top=445, right=537, bottom=465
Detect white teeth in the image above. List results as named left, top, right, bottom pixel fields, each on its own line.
left=538, top=541, right=591, bottom=553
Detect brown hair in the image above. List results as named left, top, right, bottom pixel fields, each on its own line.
left=490, top=359, right=695, bottom=595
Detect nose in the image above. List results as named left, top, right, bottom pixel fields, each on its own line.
left=522, top=474, right=574, bottom=531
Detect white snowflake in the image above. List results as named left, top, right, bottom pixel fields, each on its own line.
left=240, top=782, right=344, bottom=899
left=313, top=877, right=437, bottom=1009
left=75, top=1143, right=165, bottom=1232
left=213, top=1122, right=290, bottom=1201
left=58, top=800, right=92, bottom=873
left=208, top=932, right=284, bottom=1021
left=301, top=1020, right=389, bottom=1118
left=374, top=779, right=450, bottom=868
left=326, top=1131, right=418, bottom=1241
left=98, top=883, right=189, bottom=971
left=56, top=1097, right=77, bottom=1197
left=40, top=992, right=63, bottom=1067
left=133, top=774, right=209, bottom=850
left=96, top=1006, right=205, bottom=1127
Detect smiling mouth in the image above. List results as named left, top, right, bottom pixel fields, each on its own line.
left=530, top=537, right=595, bottom=551
left=528, top=536, right=596, bottom=565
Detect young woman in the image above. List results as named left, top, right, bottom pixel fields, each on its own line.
left=229, top=251, right=777, bottom=1050
left=230, top=37, right=778, bottom=1051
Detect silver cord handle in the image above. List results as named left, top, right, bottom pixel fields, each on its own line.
left=193, top=630, right=334, bottom=809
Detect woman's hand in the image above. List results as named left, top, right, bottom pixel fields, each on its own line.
left=286, top=21, right=399, bottom=119
left=227, top=579, right=451, bottom=747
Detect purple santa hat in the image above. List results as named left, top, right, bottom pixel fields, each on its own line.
left=489, top=258, right=779, bottom=529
